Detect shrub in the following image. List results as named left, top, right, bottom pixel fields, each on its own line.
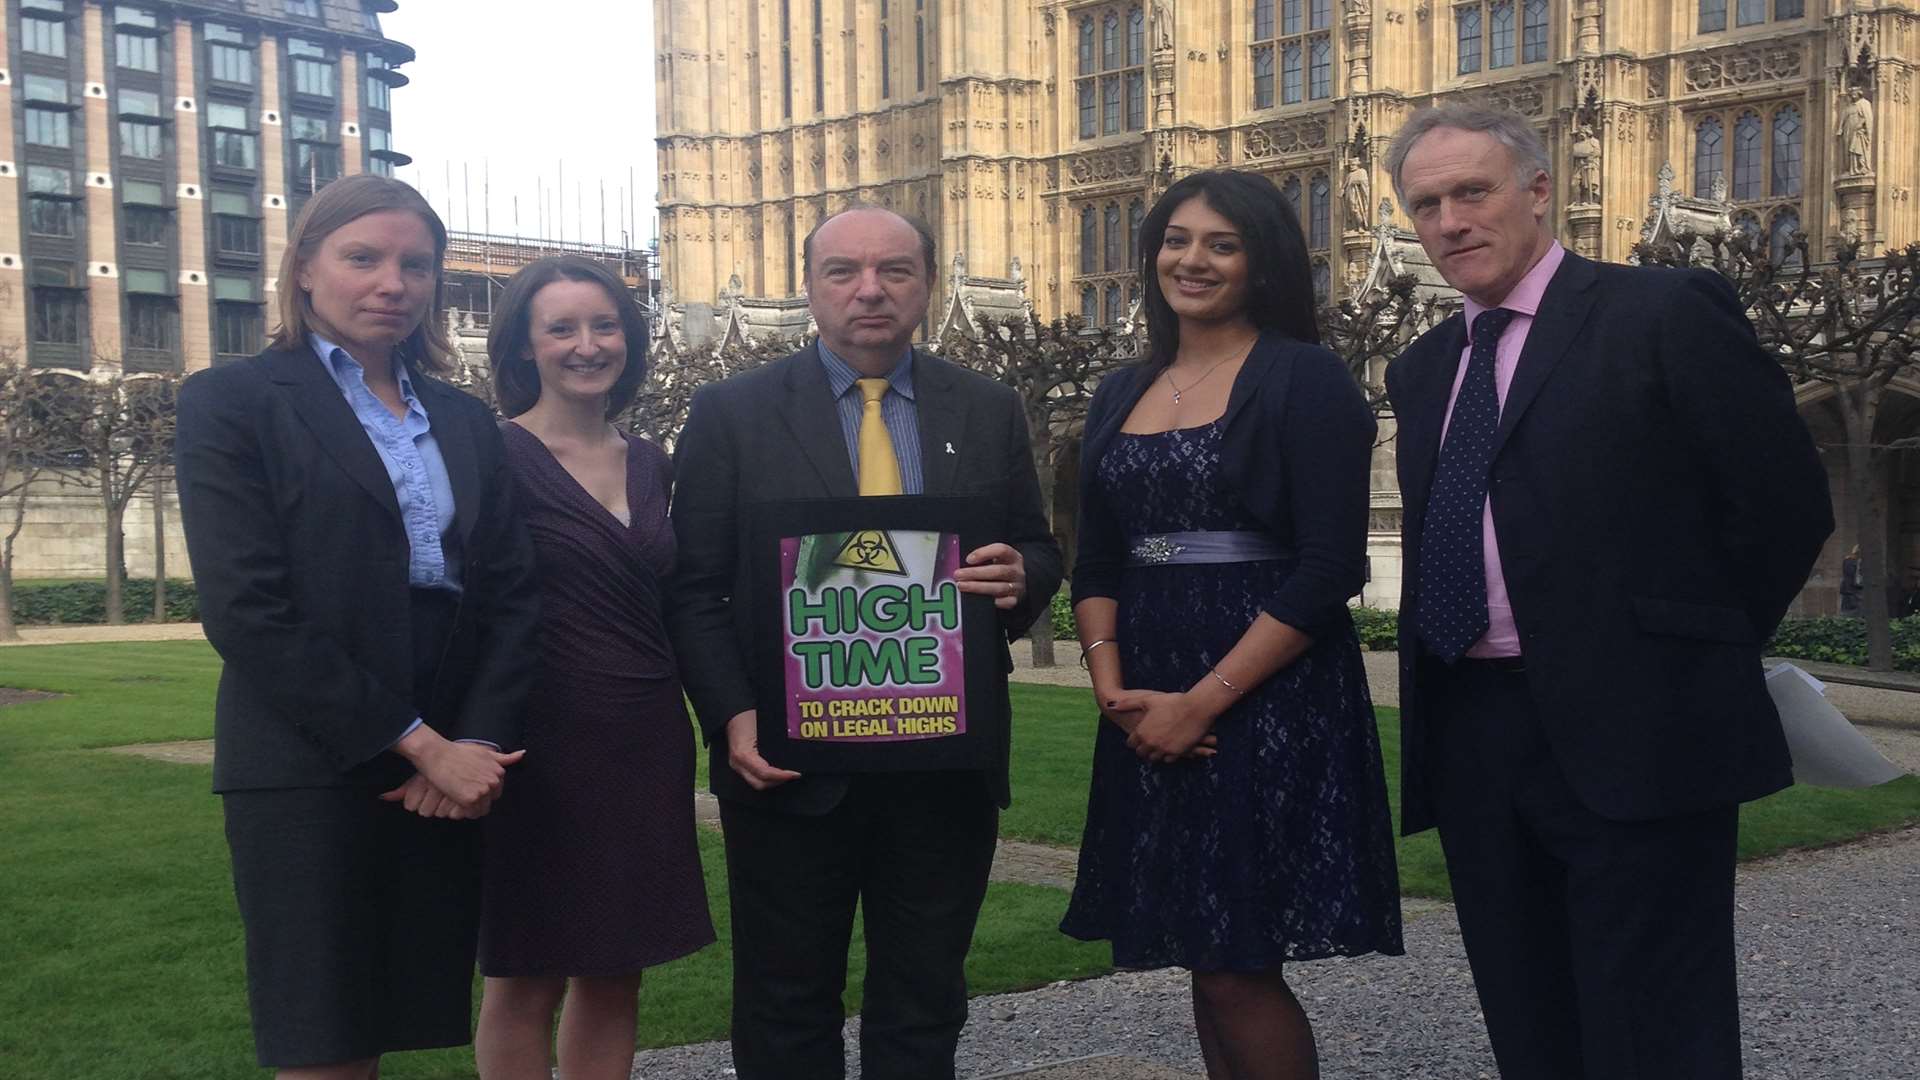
left=1349, top=606, right=1400, bottom=650
left=1767, top=616, right=1920, bottom=673
left=1049, top=587, right=1076, bottom=643
left=11, top=579, right=199, bottom=625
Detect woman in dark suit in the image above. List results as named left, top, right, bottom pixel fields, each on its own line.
left=175, top=174, right=541, bottom=1079
left=1060, top=170, right=1403, bottom=1080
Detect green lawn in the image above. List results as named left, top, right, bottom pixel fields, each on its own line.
left=3, top=642, right=1917, bottom=1078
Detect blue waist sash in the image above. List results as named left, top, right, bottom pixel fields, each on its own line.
left=1125, top=530, right=1295, bottom=567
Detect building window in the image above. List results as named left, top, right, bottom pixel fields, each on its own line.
left=1077, top=5, right=1146, bottom=136
left=1693, top=116, right=1724, bottom=197
left=1127, top=199, right=1144, bottom=266
left=120, top=121, right=163, bottom=159
left=123, top=206, right=170, bottom=247
left=25, top=108, right=71, bottom=149
left=1769, top=207, right=1800, bottom=266
left=1311, top=258, right=1331, bottom=303
left=1732, top=112, right=1762, bottom=201
left=1457, top=6, right=1482, bottom=74
left=1732, top=210, right=1763, bottom=247
left=1254, top=0, right=1331, bottom=107
left=1309, top=172, right=1330, bottom=249
left=293, top=115, right=343, bottom=195
left=27, top=167, right=75, bottom=238
left=915, top=0, right=927, bottom=93
left=116, top=31, right=159, bottom=72
left=289, top=39, right=336, bottom=98
left=207, top=25, right=254, bottom=85
left=32, top=288, right=84, bottom=346
left=1775, top=0, right=1803, bottom=17
left=880, top=16, right=892, bottom=99
left=215, top=276, right=264, bottom=358
left=23, top=74, right=69, bottom=105
left=208, top=103, right=258, bottom=170
left=1080, top=285, right=1099, bottom=324
left=1104, top=204, right=1123, bottom=271
left=126, top=293, right=180, bottom=358
left=365, top=71, right=391, bottom=111
left=812, top=0, right=825, bottom=112
left=1104, top=282, right=1123, bottom=325
left=23, top=16, right=67, bottom=57
left=1522, top=0, right=1548, bottom=62
left=1080, top=206, right=1099, bottom=274
left=1736, top=0, right=1764, bottom=25
left=1699, top=0, right=1727, bottom=32
left=285, top=0, right=320, bottom=16
left=212, top=191, right=263, bottom=257
left=1701, top=0, right=1798, bottom=29
left=1771, top=104, right=1802, bottom=197
left=1280, top=175, right=1302, bottom=222
left=1489, top=1, right=1514, bottom=68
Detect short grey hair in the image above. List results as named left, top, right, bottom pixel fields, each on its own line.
left=1384, top=104, right=1552, bottom=209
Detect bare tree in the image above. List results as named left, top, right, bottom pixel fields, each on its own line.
left=938, top=314, right=1134, bottom=665
left=1637, top=229, right=1920, bottom=670
left=42, top=369, right=180, bottom=626
left=621, top=336, right=788, bottom=449
left=1318, top=272, right=1444, bottom=417
left=0, top=352, right=61, bottom=641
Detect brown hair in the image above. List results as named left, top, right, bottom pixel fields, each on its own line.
left=268, top=174, right=456, bottom=374
left=487, top=255, right=650, bottom=420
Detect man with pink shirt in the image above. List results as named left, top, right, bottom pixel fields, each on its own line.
left=1382, top=105, right=1831, bottom=1079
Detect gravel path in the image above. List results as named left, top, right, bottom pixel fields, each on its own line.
left=628, top=825, right=1920, bottom=1079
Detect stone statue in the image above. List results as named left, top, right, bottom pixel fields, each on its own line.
left=1008, top=255, right=1024, bottom=282
left=1343, top=163, right=1371, bottom=229
left=1154, top=0, right=1173, bottom=50
left=1570, top=125, right=1602, bottom=204
left=1840, top=88, right=1873, bottom=176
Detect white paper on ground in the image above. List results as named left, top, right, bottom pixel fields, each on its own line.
left=1765, top=663, right=1905, bottom=788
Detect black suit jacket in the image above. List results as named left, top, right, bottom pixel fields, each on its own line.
left=175, top=344, right=541, bottom=793
left=1385, top=251, right=1833, bottom=834
left=667, top=344, right=1065, bottom=814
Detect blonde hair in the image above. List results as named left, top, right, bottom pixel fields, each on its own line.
left=269, top=175, right=456, bottom=374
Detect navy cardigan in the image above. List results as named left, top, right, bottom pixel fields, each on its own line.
left=1071, top=332, right=1377, bottom=638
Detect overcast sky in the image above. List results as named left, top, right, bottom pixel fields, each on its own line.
left=381, top=1, right=658, bottom=249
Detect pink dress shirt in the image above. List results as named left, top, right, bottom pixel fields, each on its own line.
left=1437, top=241, right=1566, bottom=658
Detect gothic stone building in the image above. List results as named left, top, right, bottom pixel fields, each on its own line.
left=655, top=0, right=1919, bottom=613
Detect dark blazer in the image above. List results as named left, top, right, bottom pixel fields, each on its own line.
left=667, top=344, right=1065, bottom=813
left=175, top=344, right=542, bottom=794
left=1072, top=332, right=1377, bottom=637
left=1385, top=251, right=1833, bottom=834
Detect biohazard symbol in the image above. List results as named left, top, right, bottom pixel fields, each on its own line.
left=831, top=530, right=907, bottom=575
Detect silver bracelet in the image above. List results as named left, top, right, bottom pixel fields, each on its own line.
left=1207, top=667, right=1245, bottom=696
left=1079, top=639, right=1117, bottom=669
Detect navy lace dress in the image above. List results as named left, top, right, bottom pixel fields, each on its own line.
left=1060, top=419, right=1404, bottom=971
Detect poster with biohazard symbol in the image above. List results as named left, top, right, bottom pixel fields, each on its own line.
left=750, top=497, right=1002, bottom=772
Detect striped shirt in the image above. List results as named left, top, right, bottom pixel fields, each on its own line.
left=817, top=342, right=925, bottom=496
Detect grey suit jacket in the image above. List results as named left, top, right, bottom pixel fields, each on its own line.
left=667, top=343, right=1064, bottom=814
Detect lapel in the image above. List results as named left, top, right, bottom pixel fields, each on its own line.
left=412, top=374, right=481, bottom=545
left=1490, top=251, right=1599, bottom=457
left=912, top=350, right=971, bottom=495
left=777, top=345, right=859, bottom=498
left=263, top=345, right=401, bottom=521
left=1399, top=313, right=1470, bottom=512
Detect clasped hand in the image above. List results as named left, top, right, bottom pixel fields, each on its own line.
left=382, top=733, right=526, bottom=819
left=1104, top=689, right=1219, bottom=764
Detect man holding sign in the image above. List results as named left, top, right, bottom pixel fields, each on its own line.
left=669, top=206, right=1062, bottom=1080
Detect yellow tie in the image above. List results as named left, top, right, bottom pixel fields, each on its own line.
left=856, top=377, right=904, bottom=496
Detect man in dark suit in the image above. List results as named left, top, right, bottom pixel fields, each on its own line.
left=668, top=205, right=1063, bottom=1079
left=1381, top=105, right=1832, bottom=1078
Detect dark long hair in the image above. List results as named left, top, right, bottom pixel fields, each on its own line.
left=1137, top=169, right=1320, bottom=369
left=488, top=255, right=650, bottom=419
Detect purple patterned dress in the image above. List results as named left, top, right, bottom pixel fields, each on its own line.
left=1060, top=419, right=1404, bottom=972
left=479, top=424, right=715, bottom=976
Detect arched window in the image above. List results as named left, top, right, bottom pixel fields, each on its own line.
left=1309, top=172, right=1330, bottom=249
left=1771, top=105, right=1802, bottom=197
left=1490, top=0, right=1515, bottom=69
left=1308, top=36, right=1330, bottom=99
left=1128, top=281, right=1141, bottom=312
left=1457, top=6, right=1483, bottom=74
left=1103, top=76, right=1122, bottom=134
left=1081, top=285, right=1099, bottom=323
left=1522, top=0, right=1549, bottom=63
left=1281, top=175, right=1303, bottom=223
left=1102, top=12, right=1120, bottom=69
left=1078, top=81, right=1096, bottom=138
left=1128, top=200, right=1145, bottom=266
left=1311, top=258, right=1331, bottom=303
left=1732, top=112, right=1762, bottom=200
left=1081, top=206, right=1099, bottom=274
left=1104, top=282, right=1123, bottom=324
left=1127, top=7, right=1145, bottom=65
left=1694, top=116, right=1724, bottom=198
left=1732, top=210, right=1763, bottom=248
left=1769, top=207, right=1801, bottom=267
left=1104, top=203, right=1123, bottom=271
left=1078, top=17, right=1096, bottom=76
left=1253, top=44, right=1275, bottom=108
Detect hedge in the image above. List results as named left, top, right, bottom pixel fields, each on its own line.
left=1046, top=592, right=1918, bottom=671
left=9, top=579, right=200, bottom=625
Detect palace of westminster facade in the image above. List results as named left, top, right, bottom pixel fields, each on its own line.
left=655, top=0, right=1920, bottom=613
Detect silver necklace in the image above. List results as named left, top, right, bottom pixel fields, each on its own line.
left=1164, top=339, right=1253, bottom=404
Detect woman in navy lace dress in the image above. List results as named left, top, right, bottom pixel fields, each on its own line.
left=1062, top=170, right=1402, bottom=1080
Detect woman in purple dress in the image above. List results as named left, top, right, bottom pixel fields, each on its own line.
left=474, top=256, right=714, bottom=1079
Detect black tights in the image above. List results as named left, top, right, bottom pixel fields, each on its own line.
left=1190, top=969, right=1319, bottom=1080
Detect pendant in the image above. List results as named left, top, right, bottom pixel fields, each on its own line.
left=1171, top=389, right=1182, bottom=404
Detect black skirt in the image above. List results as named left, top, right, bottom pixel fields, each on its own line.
left=222, top=587, right=482, bottom=1068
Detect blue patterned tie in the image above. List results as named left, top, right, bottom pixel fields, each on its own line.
left=1416, top=307, right=1515, bottom=663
